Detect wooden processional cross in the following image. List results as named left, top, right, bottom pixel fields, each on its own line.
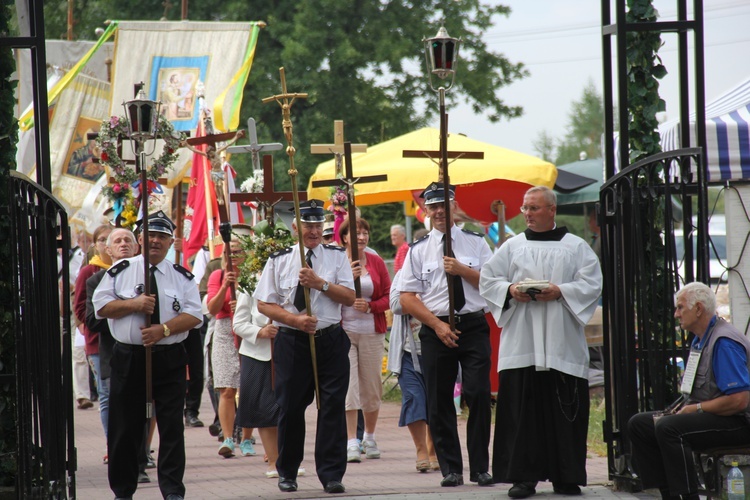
left=310, top=120, right=367, bottom=177
left=311, top=125, right=386, bottom=297
left=228, top=154, right=307, bottom=225
left=402, top=128, right=484, bottom=330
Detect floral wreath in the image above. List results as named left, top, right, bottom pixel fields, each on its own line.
left=97, top=114, right=183, bottom=192
left=97, top=114, right=184, bottom=226
left=236, top=220, right=296, bottom=295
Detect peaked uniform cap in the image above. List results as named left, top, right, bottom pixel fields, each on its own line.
left=291, top=199, right=327, bottom=223
left=135, top=210, right=176, bottom=236
left=420, top=182, right=456, bottom=205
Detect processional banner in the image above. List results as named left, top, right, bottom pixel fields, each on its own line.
left=22, top=73, right=111, bottom=233
left=109, top=21, right=262, bottom=189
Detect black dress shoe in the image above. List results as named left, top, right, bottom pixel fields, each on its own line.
left=469, top=471, right=494, bottom=486
left=137, top=471, right=150, bottom=484
left=552, top=482, right=581, bottom=495
left=440, top=472, right=464, bottom=487
left=165, top=495, right=184, bottom=500
left=508, top=481, right=537, bottom=498
left=185, top=415, right=204, bottom=427
left=208, top=422, right=221, bottom=437
left=324, top=481, right=346, bottom=494
left=278, top=477, right=298, bottom=492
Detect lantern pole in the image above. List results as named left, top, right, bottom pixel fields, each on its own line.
left=424, top=26, right=461, bottom=331
left=123, top=82, right=162, bottom=420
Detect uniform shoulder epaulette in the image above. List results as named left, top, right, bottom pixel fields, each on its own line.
left=172, top=263, right=195, bottom=281
left=323, top=243, right=346, bottom=251
left=462, top=228, right=486, bottom=238
left=409, top=234, right=429, bottom=248
left=107, top=260, right=129, bottom=277
left=270, top=246, right=294, bottom=259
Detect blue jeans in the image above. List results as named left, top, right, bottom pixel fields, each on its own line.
left=88, top=354, right=110, bottom=438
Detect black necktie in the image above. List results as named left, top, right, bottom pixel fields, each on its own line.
left=150, top=265, right=161, bottom=325
left=294, top=250, right=313, bottom=312
left=443, top=234, right=466, bottom=313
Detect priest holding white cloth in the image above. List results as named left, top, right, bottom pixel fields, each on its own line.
left=479, top=186, right=602, bottom=498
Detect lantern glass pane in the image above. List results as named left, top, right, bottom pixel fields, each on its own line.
left=432, top=41, right=444, bottom=70
left=445, top=41, right=455, bottom=69
left=127, top=104, right=140, bottom=133
left=140, top=105, right=153, bottom=135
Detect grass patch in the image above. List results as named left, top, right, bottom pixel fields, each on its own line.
left=587, top=393, right=607, bottom=457
left=382, top=375, right=403, bottom=403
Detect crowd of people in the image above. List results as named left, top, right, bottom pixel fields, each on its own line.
left=64, top=180, right=750, bottom=500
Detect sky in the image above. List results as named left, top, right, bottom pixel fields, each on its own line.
left=438, top=0, right=750, bottom=162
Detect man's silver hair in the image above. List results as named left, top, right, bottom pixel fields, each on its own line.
left=675, top=282, right=716, bottom=316
left=106, top=228, right=136, bottom=246
left=390, top=224, right=406, bottom=235
left=526, top=185, right=557, bottom=206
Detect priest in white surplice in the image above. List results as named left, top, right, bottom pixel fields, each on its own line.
left=479, top=186, right=602, bottom=498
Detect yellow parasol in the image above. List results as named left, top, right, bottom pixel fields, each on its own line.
left=307, top=127, right=557, bottom=223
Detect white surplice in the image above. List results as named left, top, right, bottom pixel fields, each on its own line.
left=479, top=230, right=602, bottom=378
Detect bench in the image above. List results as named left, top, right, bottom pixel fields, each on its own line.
left=695, top=446, right=750, bottom=497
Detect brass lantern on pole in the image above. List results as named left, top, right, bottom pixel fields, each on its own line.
left=423, top=26, right=461, bottom=92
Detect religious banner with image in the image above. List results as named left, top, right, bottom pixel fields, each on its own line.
left=109, top=20, right=263, bottom=189
left=25, top=73, right=111, bottom=216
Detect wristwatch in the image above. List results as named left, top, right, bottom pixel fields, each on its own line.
left=697, top=402, right=703, bottom=413
left=321, top=281, right=330, bottom=293
left=163, top=324, right=171, bottom=337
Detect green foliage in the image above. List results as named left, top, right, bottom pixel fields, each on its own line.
left=555, top=80, right=605, bottom=165
left=0, top=0, right=19, bottom=486
left=532, top=79, right=605, bottom=166
left=625, top=0, right=666, bottom=163
left=359, top=203, right=413, bottom=258
left=44, top=1, right=528, bottom=193
left=626, top=0, right=674, bottom=406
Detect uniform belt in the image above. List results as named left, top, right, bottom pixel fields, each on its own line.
left=115, top=341, right=181, bottom=353
left=437, top=310, right=485, bottom=324
left=279, top=323, right=341, bottom=338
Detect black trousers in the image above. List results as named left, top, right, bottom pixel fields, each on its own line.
left=493, top=368, right=589, bottom=484
left=274, top=325, right=350, bottom=486
left=183, top=325, right=205, bottom=418
left=108, top=342, right=188, bottom=498
left=628, top=410, right=750, bottom=495
left=419, top=313, right=492, bottom=477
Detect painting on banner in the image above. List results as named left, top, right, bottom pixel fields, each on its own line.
left=24, top=73, right=111, bottom=216
left=110, top=21, right=263, bottom=187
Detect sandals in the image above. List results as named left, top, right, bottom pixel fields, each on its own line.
left=416, top=459, right=430, bottom=472
left=430, top=460, right=440, bottom=471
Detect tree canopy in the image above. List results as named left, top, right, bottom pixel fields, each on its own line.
left=533, top=79, right=604, bottom=166
left=43, top=1, right=529, bottom=189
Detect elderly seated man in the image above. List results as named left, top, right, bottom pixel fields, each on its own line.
left=628, top=282, right=750, bottom=499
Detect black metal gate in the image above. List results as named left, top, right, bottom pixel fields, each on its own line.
left=10, top=171, right=75, bottom=498
left=600, top=148, right=710, bottom=487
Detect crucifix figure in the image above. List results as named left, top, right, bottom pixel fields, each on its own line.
left=403, top=119, right=484, bottom=329
left=310, top=120, right=367, bottom=177
left=229, top=155, right=307, bottom=226
left=181, top=126, right=245, bottom=219
left=226, top=117, right=283, bottom=171
left=312, top=141, right=386, bottom=297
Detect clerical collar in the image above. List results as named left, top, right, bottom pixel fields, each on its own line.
left=524, top=226, right=569, bottom=241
